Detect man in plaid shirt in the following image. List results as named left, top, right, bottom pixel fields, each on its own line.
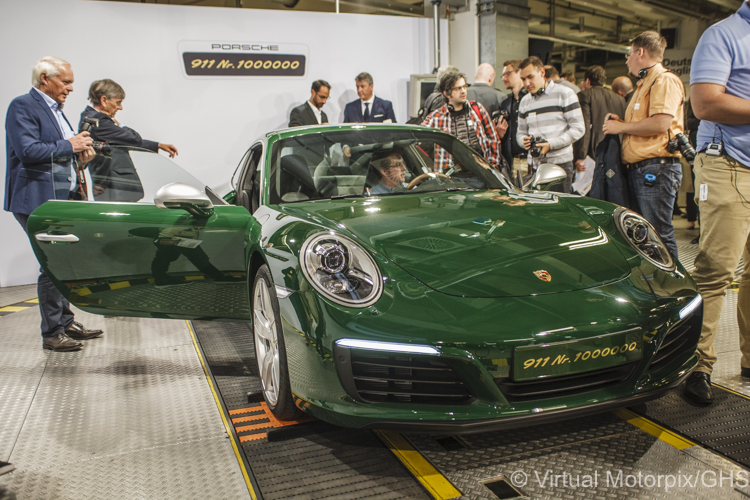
left=421, top=69, right=505, bottom=173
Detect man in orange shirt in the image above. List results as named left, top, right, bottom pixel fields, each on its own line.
left=603, top=31, right=685, bottom=258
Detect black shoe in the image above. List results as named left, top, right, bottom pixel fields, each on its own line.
left=741, top=367, right=750, bottom=378
left=43, top=333, right=83, bottom=352
left=690, top=235, right=700, bottom=245
left=65, top=321, right=103, bottom=340
left=684, top=371, right=713, bottom=404
left=0, top=461, right=14, bottom=476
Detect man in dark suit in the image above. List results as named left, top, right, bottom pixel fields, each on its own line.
left=4, top=56, right=104, bottom=352
left=79, top=79, right=178, bottom=157
left=574, top=66, right=626, bottom=173
left=289, top=80, right=331, bottom=127
left=467, top=63, right=507, bottom=117
left=343, top=72, right=396, bottom=123
left=612, top=75, right=635, bottom=105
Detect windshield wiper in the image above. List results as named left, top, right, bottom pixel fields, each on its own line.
left=446, top=187, right=475, bottom=192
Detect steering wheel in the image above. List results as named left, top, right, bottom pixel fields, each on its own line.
left=406, top=172, right=450, bottom=189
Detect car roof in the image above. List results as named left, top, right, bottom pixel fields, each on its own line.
left=266, top=123, right=431, bottom=140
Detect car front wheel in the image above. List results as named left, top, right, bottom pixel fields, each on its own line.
left=252, top=265, right=300, bottom=420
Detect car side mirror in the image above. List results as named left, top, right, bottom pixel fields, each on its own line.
left=524, top=163, right=568, bottom=191
left=155, top=182, right=214, bottom=217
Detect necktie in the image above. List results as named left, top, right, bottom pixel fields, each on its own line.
left=364, top=102, right=370, bottom=121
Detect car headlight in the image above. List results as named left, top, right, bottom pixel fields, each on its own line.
left=300, top=231, right=383, bottom=308
left=614, top=208, right=675, bottom=271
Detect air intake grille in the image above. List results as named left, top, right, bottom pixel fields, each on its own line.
left=346, top=351, right=474, bottom=405
left=649, top=309, right=702, bottom=373
left=495, top=362, right=638, bottom=403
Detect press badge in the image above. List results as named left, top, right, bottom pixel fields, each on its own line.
left=699, top=184, right=708, bottom=201
left=634, top=103, right=640, bottom=110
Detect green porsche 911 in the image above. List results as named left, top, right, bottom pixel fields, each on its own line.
left=28, top=124, right=702, bottom=433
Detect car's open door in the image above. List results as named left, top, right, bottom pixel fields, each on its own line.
left=27, top=147, right=257, bottom=321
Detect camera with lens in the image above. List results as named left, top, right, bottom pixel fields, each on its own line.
left=528, top=136, right=547, bottom=158
left=491, top=110, right=509, bottom=124
left=80, top=117, right=111, bottom=156
left=667, top=131, right=695, bottom=162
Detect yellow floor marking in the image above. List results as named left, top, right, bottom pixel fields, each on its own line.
left=0, top=306, right=32, bottom=312
left=24, top=298, right=39, bottom=303
left=109, top=281, right=130, bottom=290
left=374, top=429, right=462, bottom=500
left=185, top=320, right=259, bottom=500
left=614, top=408, right=695, bottom=450
left=712, top=383, right=750, bottom=400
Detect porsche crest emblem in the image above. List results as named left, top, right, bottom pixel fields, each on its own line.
left=534, top=270, right=552, bottom=282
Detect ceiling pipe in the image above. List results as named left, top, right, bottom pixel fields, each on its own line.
left=529, top=31, right=630, bottom=53
left=315, top=0, right=422, bottom=16
left=432, top=0, right=442, bottom=71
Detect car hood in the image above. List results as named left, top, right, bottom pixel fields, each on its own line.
left=286, top=190, right=630, bottom=297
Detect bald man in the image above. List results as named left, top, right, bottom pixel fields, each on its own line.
left=612, top=76, right=635, bottom=104
left=467, top=63, right=507, bottom=117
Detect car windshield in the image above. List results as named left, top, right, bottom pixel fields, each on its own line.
left=52, top=146, right=225, bottom=205
left=268, top=127, right=509, bottom=204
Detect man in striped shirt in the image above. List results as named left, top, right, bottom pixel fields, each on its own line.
left=517, top=56, right=585, bottom=193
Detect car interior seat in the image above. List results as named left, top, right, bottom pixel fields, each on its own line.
left=280, top=154, right=318, bottom=202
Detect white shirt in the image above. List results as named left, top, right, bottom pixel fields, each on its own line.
left=307, top=100, right=322, bottom=124
left=360, top=96, right=375, bottom=117
left=33, top=87, right=76, bottom=189
left=34, top=87, right=74, bottom=140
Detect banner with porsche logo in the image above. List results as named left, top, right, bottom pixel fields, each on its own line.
left=178, top=41, right=308, bottom=78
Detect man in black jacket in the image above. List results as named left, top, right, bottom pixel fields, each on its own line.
left=498, top=59, right=528, bottom=182
left=79, top=79, right=178, bottom=157
left=574, top=66, right=626, bottom=173
left=289, top=80, right=330, bottom=127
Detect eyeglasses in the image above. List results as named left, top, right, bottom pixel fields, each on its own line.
left=383, top=160, right=406, bottom=170
left=451, top=85, right=469, bottom=92
left=502, top=71, right=516, bottom=77
left=625, top=48, right=640, bottom=59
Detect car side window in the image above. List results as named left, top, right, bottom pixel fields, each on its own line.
left=53, top=147, right=209, bottom=204
left=238, top=145, right=262, bottom=213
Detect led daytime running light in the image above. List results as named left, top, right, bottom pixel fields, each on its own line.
left=680, top=295, right=702, bottom=320
left=335, top=338, right=439, bottom=355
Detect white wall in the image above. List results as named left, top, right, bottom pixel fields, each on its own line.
left=449, top=10, right=479, bottom=83
left=0, top=0, right=448, bottom=286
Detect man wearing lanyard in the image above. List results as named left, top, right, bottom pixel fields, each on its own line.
left=4, top=56, right=104, bottom=352
left=682, top=1, right=750, bottom=404
left=603, top=31, right=685, bottom=259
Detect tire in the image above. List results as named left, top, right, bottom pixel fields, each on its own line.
left=252, top=265, right=300, bottom=420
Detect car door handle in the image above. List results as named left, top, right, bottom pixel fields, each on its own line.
left=35, top=233, right=80, bottom=243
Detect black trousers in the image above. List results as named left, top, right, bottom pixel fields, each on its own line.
left=14, top=213, right=74, bottom=338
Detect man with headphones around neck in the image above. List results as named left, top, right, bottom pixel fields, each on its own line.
left=517, top=56, right=585, bottom=194
left=602, top=31, right=685, bottom=259
left=421, top=69, right=505, bottom=173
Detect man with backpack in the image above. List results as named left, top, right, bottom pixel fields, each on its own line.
left=421, top=69, right=505, bottom=173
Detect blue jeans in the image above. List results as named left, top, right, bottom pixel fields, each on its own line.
left=14, top=213, right=75, bottom=338
left=628, top=163, right=682, bottom=258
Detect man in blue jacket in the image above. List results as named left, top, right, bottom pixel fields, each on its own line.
left=4, top=56, right=104, bottom=352
left=343, top=72, right=396, bottom=123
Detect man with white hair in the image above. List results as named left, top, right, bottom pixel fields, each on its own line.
left=467, top=62, right=507, bottom=117
left=4, top=56, right=104, bottom=352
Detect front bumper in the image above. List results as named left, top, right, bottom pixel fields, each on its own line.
left=356, top=367, right=693, bottom=434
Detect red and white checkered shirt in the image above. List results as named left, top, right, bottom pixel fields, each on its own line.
left=421, top=101, right=503, bottom=172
